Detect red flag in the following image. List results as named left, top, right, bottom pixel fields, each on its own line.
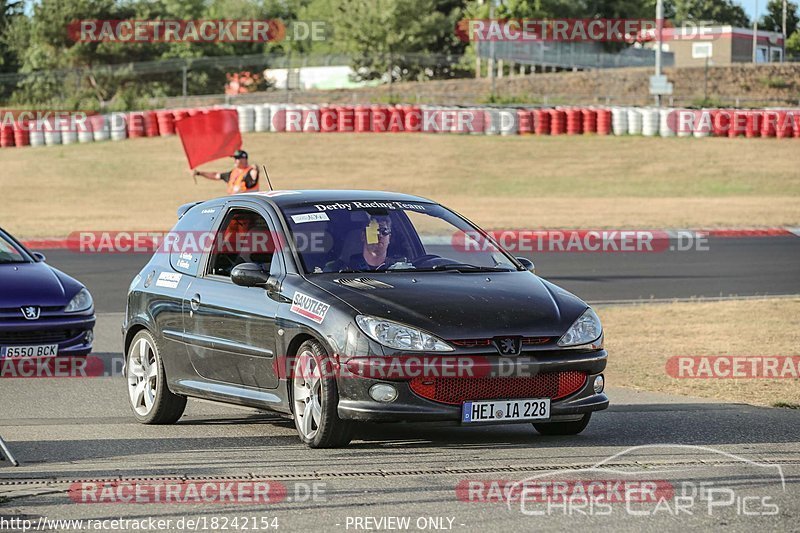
left=175, top=109, right=242, bottom=169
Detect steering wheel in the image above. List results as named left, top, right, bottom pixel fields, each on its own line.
left=411, top=254, right=443, bottom=268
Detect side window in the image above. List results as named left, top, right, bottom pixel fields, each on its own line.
left=206, top=209, right=276, bottom=278
left=169, top=203, right=222, bottom=277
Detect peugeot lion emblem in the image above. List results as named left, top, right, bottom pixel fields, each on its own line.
left=21, top=306, right=41, bottom=320
left=496, top=337, right=521, bottom=356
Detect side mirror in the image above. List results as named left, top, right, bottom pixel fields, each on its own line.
left=516, top=257, right=535, bottom=274
left=33, top=252, right=46, bottom=262
left=265, top=276, right=281, bottom=293
left=231, top=263, right=269, bottom=288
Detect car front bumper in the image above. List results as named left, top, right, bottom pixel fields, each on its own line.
left=337, top=350, right=608, bottom=423
left=0, top=314, right=96, bottom=357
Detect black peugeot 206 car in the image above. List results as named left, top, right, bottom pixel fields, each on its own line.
left=123, top=190, right=608, bottom=448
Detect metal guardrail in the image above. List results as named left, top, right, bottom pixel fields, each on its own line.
left=147, top=89, right=800, bottom=109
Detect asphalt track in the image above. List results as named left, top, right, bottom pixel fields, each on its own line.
left=35, top=235, right=800, bottom=313
left=1, top=236, right=799, bottom=531
left=2, top=339, right=799, bottom=532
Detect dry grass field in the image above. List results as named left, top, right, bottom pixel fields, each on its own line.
left=1, top=133, right=799, bottom=238
left=600, top=297, right=800, bottom=407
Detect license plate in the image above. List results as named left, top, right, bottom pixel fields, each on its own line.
left=462, top=398, right=550, bottom=423
left=0, top=344, right=58, bottom=358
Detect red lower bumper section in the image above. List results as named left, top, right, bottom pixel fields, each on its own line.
left=408, top=371, right=588, bottom=405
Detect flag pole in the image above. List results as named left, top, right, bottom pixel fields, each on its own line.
left=261, top=164, right=274, bottom=191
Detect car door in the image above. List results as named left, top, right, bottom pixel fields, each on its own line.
left=182, top=203, right=283, bottom=389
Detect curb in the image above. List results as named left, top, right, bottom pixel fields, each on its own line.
left=19, top=238, right=79, bottom=250
left=697, top=228, right=797, bottom=238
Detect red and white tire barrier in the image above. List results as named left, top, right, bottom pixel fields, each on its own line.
left=1, top=105, right=799, bottom=150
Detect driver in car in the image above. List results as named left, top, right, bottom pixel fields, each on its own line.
left=349, top=216, right=393, bottom=271
left=324, top=215, right=401, bottom=272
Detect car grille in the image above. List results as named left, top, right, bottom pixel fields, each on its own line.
left=0, top=306, right=64, bottom=320
left=409, top=371, right=587, bottom=405
left=450, top=337, right=553, bottom=348
left=0, top=329, right=81, bottom=344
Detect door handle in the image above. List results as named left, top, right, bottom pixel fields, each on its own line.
left=190, top=294, right=201, bottom=311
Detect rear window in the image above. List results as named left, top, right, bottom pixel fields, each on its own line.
left=205, top=208, right=278, bottom=278
left=168, top=203, right=223, bottom=276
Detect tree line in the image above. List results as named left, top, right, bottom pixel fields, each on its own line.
left=0, top=0, right=797, bottom=108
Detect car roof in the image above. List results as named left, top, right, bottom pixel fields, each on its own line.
left=236, top=189, right=436, bottom=207
left=178, top=190, right=439, bottom=221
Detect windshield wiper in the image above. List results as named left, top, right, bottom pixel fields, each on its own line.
left=328, top=264, right=513, bottom=274
left=430, top=263, right=513, bottom=272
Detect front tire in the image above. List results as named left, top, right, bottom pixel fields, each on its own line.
left=533, top=413, right=591, bottom=435
left=291, top=340, right=353, bottom=448
left=126, top=330, right=186, bottom=424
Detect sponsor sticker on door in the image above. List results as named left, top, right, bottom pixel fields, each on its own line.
left=155, top=271, right=182, bottom=289
left=290, top=292, right=330, bottom=323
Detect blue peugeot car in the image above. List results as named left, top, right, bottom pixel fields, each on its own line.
left=0, top=227, right=95, bottom=358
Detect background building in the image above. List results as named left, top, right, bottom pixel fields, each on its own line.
left=648, top=26, right=785, bottom=68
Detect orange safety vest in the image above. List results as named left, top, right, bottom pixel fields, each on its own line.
left=227, top=165, right=259, bottom=194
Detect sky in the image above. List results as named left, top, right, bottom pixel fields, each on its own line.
left=740, top=0, right=766, bottom=21
left=741, top=0, right=800, bottom=28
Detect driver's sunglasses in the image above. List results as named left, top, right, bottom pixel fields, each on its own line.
left=377, top=228, right=392, bottom=236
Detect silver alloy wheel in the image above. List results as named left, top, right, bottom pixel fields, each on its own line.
left=293, top=350, right=322, bottom=440
left=127, top=337, right=158, bottom=416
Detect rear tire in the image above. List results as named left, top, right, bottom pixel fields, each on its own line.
left=533, top=413, right=591, bottom=435
left=126, top=330, right=186, bottom=424
left=291, top=340, right=353, bottom=448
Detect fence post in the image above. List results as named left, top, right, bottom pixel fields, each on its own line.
left=0, top=435, right=19, bottom=466
left=181, top=64, right=188, bottom=100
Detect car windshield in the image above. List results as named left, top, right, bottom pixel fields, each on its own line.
left=0, top=233, right=28, bottom=264
left=280, top=200, right=518, bottom=274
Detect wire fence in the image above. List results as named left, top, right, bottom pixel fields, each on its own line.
left=477, top=41, right=676, bottom=70
left=1, top=51, right=798, bottom=109
left=0, top=52, right=469, bottom=105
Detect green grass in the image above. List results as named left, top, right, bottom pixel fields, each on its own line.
left=772, top=402, right=800, bottom=409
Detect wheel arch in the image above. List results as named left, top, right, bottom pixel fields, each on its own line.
left=282, top=330, right=336, bottom=411
left=124, top=323, right=150, bottom=357
left=286, top=332, right=316, bottom=360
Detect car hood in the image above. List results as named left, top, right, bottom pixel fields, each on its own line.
left=310, top=272, right=588, bottom=340
left=0, top=262, right=85, bottom=308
